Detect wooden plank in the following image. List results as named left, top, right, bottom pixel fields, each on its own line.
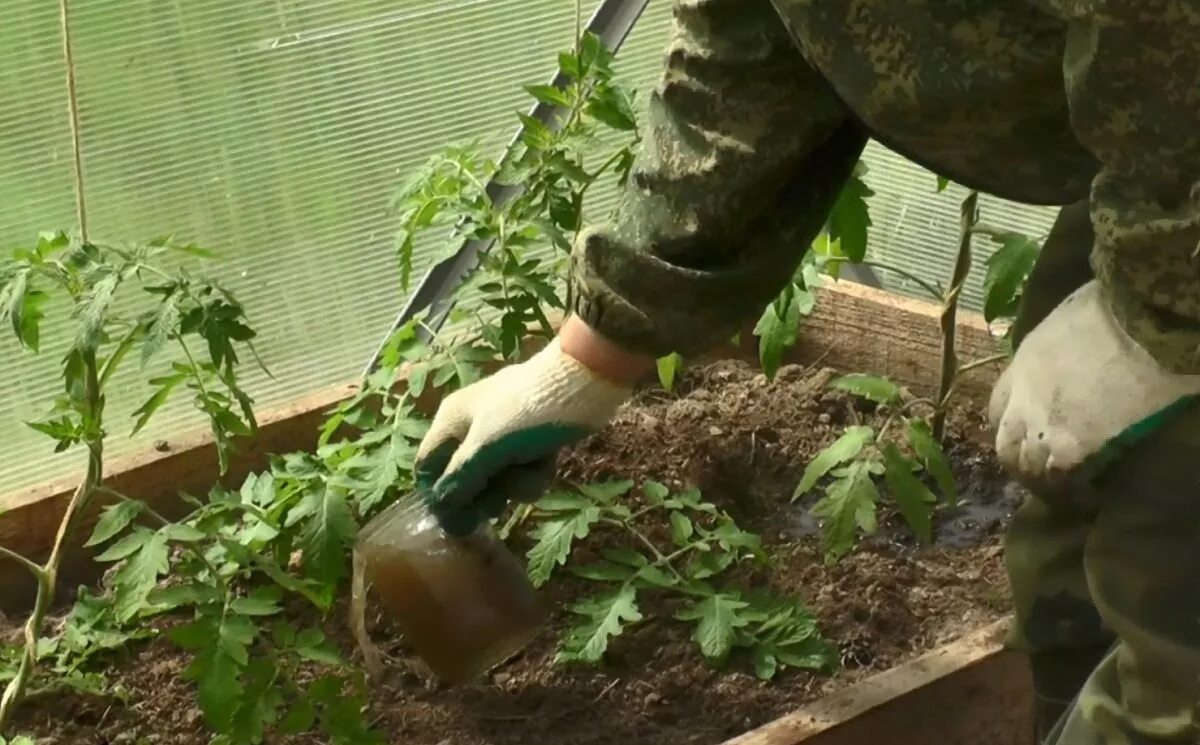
left=781, top=280, right=1005, bottom=404
left=0, top=282, right=1005, bottom=603
left=721, top=618, right=1033, bottom=745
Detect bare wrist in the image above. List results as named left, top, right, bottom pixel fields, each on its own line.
left=558, top=316, right=655, bottom=387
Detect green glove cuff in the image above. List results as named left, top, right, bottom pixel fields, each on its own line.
left=419, top=423, right=594, bottom=536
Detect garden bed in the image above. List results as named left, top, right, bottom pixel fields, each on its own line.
left=11, top=357, right=1024, bottom=745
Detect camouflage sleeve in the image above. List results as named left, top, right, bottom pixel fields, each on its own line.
left=1052, top=2, right=1200, bottom=373
left=567, top=0, right=866, bottom=359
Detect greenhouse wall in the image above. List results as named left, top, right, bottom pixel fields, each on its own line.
left=0, top=0, right=1057, bottom=495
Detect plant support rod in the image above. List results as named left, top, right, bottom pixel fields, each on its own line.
left=361, top=0, right=651, bottom=378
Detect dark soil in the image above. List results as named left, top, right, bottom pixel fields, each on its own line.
left=14, top=360, right=1020, bottom=745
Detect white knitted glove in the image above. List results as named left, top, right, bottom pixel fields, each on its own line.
left=415, top=338, right=632, bottom=534
left=989, top=280, right=1200, bottom=487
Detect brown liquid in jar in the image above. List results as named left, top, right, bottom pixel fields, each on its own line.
left=356, top=502, right=548, bottom=684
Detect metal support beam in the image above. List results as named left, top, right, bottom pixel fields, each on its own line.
left=361, top=0, right=652, bottom=377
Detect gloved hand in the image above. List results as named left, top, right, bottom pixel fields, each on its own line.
left=414, top=337, right=633, bottom=536
left=989, top=279, right=1200, bottom=488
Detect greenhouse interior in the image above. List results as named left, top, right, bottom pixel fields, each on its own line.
left=2, top=1, right=1195, bottom=744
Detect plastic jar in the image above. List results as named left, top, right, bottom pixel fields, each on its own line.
left=351, top=498, right=548, bottom=684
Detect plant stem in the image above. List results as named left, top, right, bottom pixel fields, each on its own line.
left=0, top=548, right=45, bottom=581
left=958, top=352, right=1009, bottom=376
left=932, top=191, right=979, bottom=441
left=60, top=0, right=88, bottom=242
left=0, top=351, right=103, bottom=733
left=823, top=257, right=944, bottom=302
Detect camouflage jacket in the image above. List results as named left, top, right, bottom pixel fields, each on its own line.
left=569, top=0, right=1200, bottom=372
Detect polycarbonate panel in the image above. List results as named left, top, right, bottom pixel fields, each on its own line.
left=0, top=0, right=675, bottom=496
left=859, top=142, right=1061, bottom=311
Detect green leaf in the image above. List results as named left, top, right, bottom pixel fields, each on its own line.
left=830, top=374, right=901, bottom=405
left=669, top=511, right=694, bottom=546
left=656, top=353, right=682, bottom=392
left=642, top=481, right=670, bottom=504
left=161, top=523, right=206, bottom=543
left=828, top=170, right=874, bottom=262
left=279, top=698, right=316, bottom=735
left=982, top=233, right=1040, bottom=323
left=880, top=443, right=935, bottom=544
left=85, top=500, right=142, bottom=547
left=526, top=507, right=601, bottom=587
left=936, top=175, right=950, bottom=192
left=291, top=486, right=358, bottom=594
left=231, top=589, right=284, bottom=617
left=131, top=371, right=187, bottom=435
left=793, top=426, right=874, bottom=499
left=112, top=531, right=169, bottom=621
left=524, top=84, right=571, bottom=108
left=141, top=293, right=179, bottom=368
left=570, top=561, right=636, bottom=582
left=177, top=613, right=257, bottom=731
left=676, top=593, right=751, bottom=663
left=579, top=480, right=634, bottom=503
left=810, top=461, right=880, bottom=562
left=905, top=419, right=959, bottom=505
left=556, top=585, right=642, bottom=664
left=586, top=85, right=638, bottom=131
left=148, top=582, right=220, bottom=610
left=600, top=548, right=648, bottom=568
left=754, top=288, right=803, bottom=381
left=534, top=491, right=594, bottom=512
left=229, top=657, right=282, bottom=744
left=295, top=628, right=344, bottom=666
left=94, top=529, right=151, bottom=562
left=75, top=271, right=120, bottom=353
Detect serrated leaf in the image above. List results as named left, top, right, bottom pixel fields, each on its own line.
left=86, top=500, right=142, bottom=547
left=881, top=443, right=935, bottom=544
left=634, top=565, right=679, bottom=589
left=94, top=529, right=151, bottom=562
left=131, top=371, right=187, bottom=435
left=279, top=698, right=316, bottom=735
left=579, top=480, right=634, bottom=503
left=676, top=593, right=751, bottom=663
left=231, top=591, right=283, bottom=617
left=983, top=233, right=1040, bottom=323
left=526, top=507, right=601, bottom=587
left=905, top=419, right=959, bottom=505
left=828, top=171, right=874, bottom=262
left=831, top=374, right=901, bottom=405
left=229, top=657, right=281, bottom=744
left=75, top=271, right=120, bottom=353
left=656, top=353, right=682, bottom=392
left=754, top=288, right=802, bottom=381
left=292, top=486, right=357, bottom=594
left=810, top=461, right=879, bottom=562
left=161, top=523, right=206, bottom=542
left=793, top=426, right=874, bottom=499
left=524, top=83, right=571, bottom=108
left=112, top=531, right=169, bottom=621
left=642, top=481, right=669, bottom=504
left=534, top=491, right=593, bottom=512
left=669, top=511, right=694, bottom=546
left=295, top=628, right=344, bottom=666
left=148, top=582, right=220, bottom=610
left=556, top=585, right=642, bottom=664
left=600, top=548, right=648, bottom=568
left=569, top=561, right=636, bottom=582
left=141, top=293, right=179, bottom=368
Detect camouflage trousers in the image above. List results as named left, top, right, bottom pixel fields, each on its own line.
left=1006, top=200, right=1200, bottom=744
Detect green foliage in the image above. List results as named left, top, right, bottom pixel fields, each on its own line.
left=982, top=232, right=1041, bottom=325
left=526, top=481, right=835, bottom=678
left=656, top=352, right=683, bottom=392
left=0, top=232, right=263, bottom=473
left=827, top=165, right=875, bottom=263
left=754, top=258, right=822, bottom=381
left=795, top=376, right=957, bottom=562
